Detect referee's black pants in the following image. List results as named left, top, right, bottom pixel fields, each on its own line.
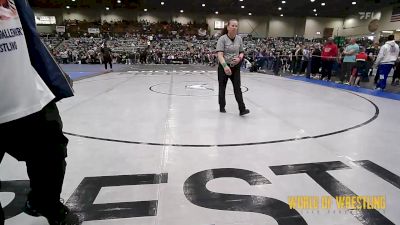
left=104, top=57, right=112, bottom=70
left=218, top=64, right=246, bottom=112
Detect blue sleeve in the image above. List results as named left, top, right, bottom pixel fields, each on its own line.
left=15, top=0, right=74, bottom=101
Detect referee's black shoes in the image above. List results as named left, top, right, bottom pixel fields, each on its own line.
left=239, top=109, right=250, bottom=116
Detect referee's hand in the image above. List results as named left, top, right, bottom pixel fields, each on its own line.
left=224, top=66, right=232, bottom=76
left=232, top=57, right=241, bottom=65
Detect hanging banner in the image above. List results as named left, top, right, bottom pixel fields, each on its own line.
left=88, top=28, right=100, bottom=34
left=56, top=26, right=65, bottom=33
left=214, top=21, right=225, bottom=30
left=35, top=16, right=56, bottom=25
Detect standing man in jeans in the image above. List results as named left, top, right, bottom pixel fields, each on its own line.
left=0, top=0, right=78, bottom=224
left=338, top=38, right=359, bottom=84
left=374, top=35, right=399, bottom=90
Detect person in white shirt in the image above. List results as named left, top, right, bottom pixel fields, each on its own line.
left=0, top=0, right=78, bottom=224
left=374, top=35, right=400, bottom=90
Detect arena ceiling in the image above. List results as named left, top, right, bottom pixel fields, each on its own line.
left=29, top=0, right=399, bottom=18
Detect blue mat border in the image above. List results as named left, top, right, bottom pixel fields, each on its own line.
left=289, top=76, right=400, bottom=101
left=66, top=71, right=101, bottom=80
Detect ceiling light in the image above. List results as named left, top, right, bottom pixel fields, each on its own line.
left=315, top=13, right=318, bottom=16
left=321, top=2, right=325, bottom=6
left=280, top=14, right=283, bottom=16
left=117, top=0, right=121, bottom=3
left=239, top=0, right=243, bottom=1
left=241, top=5, right=245, bottom=8
left=202, top=3, right=205, bottom=7
left=144, top=8, right=147, bottom=11
left=352, top=1, right=356, bottom=5
left=278, top=7, right=282, bottom=10
left=215, top=11, right=219, bottom=14
left=180, top=9, right=184, bottom=13
left=66, top=5, right=70, bottom=9
left=248, top=12, right=252, bottom=15
left=105, top=7, right=110, bottom=10
left=161, top=1, right=164, bottom=5
left=72, top=0, right=75, bottom=2
left=313, top=9, right=317, bottom=12
left=282, top=1, right=286, bottom=3
left=310, top=0, right=315, bottom=2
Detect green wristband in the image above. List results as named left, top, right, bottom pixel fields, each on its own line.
left=221, top=62, right=228, bottom=68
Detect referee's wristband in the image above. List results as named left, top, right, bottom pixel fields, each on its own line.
left=221, top=62, right=228, bottom=68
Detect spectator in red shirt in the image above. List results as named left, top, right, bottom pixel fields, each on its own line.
left=349, top=47, right=368, bottom=86
left=320, top=37, right=338, bottom=81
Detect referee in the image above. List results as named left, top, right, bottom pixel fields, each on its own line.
left=216, top=19, right=249, bottom=116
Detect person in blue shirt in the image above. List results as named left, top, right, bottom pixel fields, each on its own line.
left=338, top=38, right=359, bottom=84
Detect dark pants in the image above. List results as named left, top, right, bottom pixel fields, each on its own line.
left=371, top=66, right=380, bottom=84
left=374, top=71, right=379, bottom=84
left=311, top=58, right=321, bottom=75
left=320, top=60, right=334, bottom=80
left=0, top=102, right=68, bottom=221
left=104, top=57, right=112, bottom=70
left=218, top=64, right=246, bottom=111
left=353, top=61, right=369, bottom=83
left=300, top=60, right=308, bottom=73
left=340, top=62, right=356, bottom=82
left=293, top=59, right=302, bottom=74
left=392, top=64, right=400, bottom=84
left=0, top=202, right=3, bottom=225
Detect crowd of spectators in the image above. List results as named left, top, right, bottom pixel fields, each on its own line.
left=39, top=19, right=399, bottom=87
